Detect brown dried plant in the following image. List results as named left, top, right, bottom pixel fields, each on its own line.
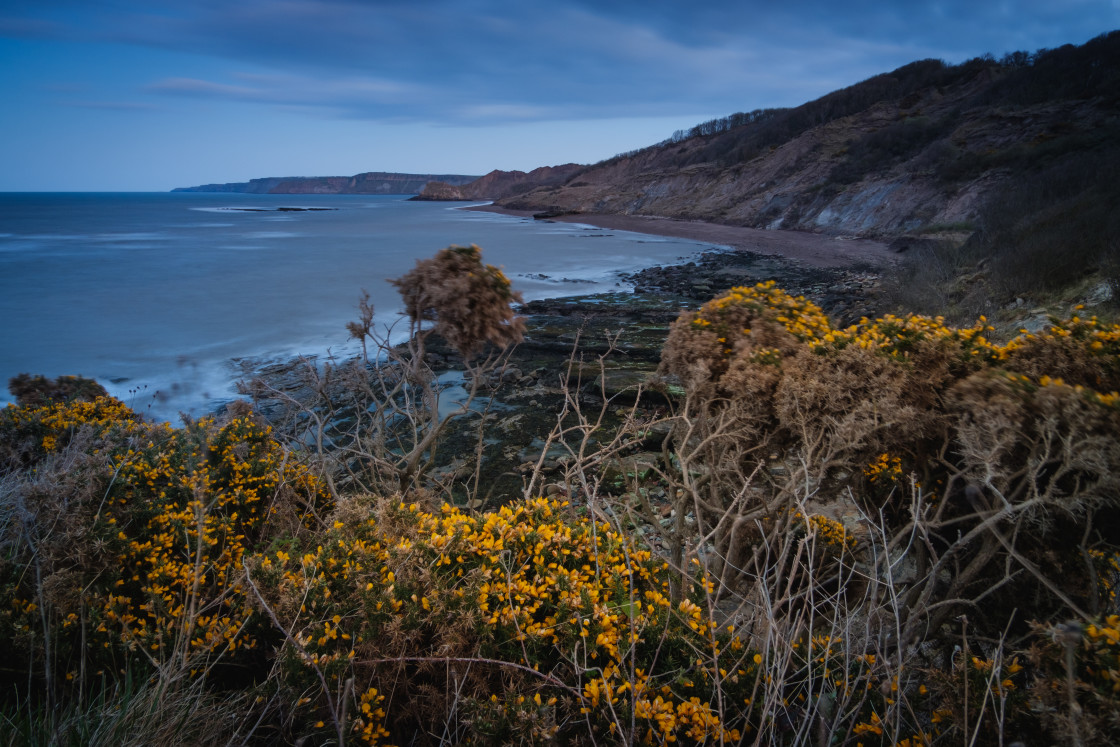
left=385, top=244, right=525, bottom=359
left=7, top=374, right=109, bottom=408
left=249, top=245, right=526, bottom=500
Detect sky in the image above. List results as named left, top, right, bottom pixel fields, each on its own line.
left=1, top=0, right=1118, bottom=191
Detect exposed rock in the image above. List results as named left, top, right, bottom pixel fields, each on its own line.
left=409, top=181, right=465, bottom=200
left=492, top=37, right=1120, bottom=245
left=1085, top=281, right=1115, bottom=307
left=413, top=164, right=585, bottom=201
left=1019, top=313, right=1052, bottom=334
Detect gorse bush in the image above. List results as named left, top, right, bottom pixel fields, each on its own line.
left=385, top=244, right=525, bottom=358
left=659, top=281, right=1120, bottom=645
left=0, top=398, right=932, bottom=745
left=252, top=496, right=757, bottom=744
left=4, top=258, right=1120, bottom=744
left=6, top=373, right=109, bottom=408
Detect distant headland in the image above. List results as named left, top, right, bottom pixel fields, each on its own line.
left=171, top=171, right=481, bottom=195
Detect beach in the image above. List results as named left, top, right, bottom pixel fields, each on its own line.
left=464, top=205, right=897, bottom=269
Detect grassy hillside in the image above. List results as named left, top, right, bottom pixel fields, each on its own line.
left=500, top=32, right=1120, bottom=322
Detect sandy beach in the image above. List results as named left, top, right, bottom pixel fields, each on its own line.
left=464, top=205, right=897, bottom=269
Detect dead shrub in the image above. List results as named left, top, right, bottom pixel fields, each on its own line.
left=251, top=245, right=527, bottom=499
left=386, top=244, right=525, bottom=359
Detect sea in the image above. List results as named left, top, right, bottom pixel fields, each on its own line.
left=0, top=193, right=717, bottom=421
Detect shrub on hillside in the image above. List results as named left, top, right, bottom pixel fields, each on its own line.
left=385, top=244, right=525, bottom=358
left=658, top=282, right=1120, bottom=644
left=2, top=332, right=1116, bottom=743
left=258, top=244, right=530, bottom=498
left=249, top=495, right=947, bottom=745
left=7, top=373, right=109, bottom=408
left=6, top=270, right=1119, bottom=744
left=0, top=396, right=331, bottom=704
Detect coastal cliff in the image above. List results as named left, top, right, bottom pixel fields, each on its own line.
left=411, top=164, right=584, bottom=201
left=172, top=171, right=480, bottom=195
left=492, top=33, right=1119, bottom=248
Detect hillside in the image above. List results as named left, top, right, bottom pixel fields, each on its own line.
left=492, top=32, right=1119, bottom=313
left=498, top=33, right=1117, bottom=234
left=172, top=171, right=480, bottom=194
left=411, top=163, right=584, bottom=201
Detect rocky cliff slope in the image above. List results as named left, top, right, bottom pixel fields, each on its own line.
left=173, top=171, right=480, bottom=195
left=412, top=164, right=584, bottom=201
left=495, top=32, right=1119, bottom=247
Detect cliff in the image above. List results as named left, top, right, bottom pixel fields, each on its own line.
left=494, top=32, right=1120, bottom=246
left=172, top=171, right=480, bottom=195
left=412, top=164, right=585, bottom=201
left=173, top=177, right=289, bottom=194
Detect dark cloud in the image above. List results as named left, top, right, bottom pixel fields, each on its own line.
left=3, top=0, right=1117, bottom=124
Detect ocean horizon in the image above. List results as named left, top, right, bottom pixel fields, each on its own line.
left=0, top=192, right=719, bottom=420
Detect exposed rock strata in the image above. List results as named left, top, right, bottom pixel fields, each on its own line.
left=412, top=164, right=584, bottom=201
left=492, top=36, right=1120, bottom=244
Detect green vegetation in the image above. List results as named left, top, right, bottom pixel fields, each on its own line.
left=3, top=251, right=1120, bottom=745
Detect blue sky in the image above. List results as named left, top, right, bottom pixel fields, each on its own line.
left=2, top=1, right=1117, bottom=191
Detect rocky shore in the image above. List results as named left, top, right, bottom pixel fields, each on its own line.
left=463, top=205, right=898, bottom=269
left=241, top=221, right=889, bottom=505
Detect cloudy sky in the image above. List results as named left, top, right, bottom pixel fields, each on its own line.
left=2, top=1, right=1117, bottom=191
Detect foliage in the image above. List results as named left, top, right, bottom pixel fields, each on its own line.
left=829, top=115, right=951, bottom=184
left=0, top=674, right=279, bottom=747
left=385, top=244, right=525, bottom=359
left=254, top=244, right=526, bottom=498
left=7, top=373, right=109, bottom=408
left=4, top=271, right=1120, bottom=745
left=252, top=496, right=759, bottom=744
left=657, top=57, right=968, bottom=170
left=891, top=112, right=1120, bottom=314
left=658, top=282, right=1120, bottom=644
left=0, top=396, right=331, bottom=715
left=647, top=30, right=1120, bottom=176
left=1025, top=616, right=1120, bottom=743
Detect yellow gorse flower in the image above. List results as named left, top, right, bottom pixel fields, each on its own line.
left=681, top=282, right=1120, bottom=405
left=1, top=397, right=332, bottom=677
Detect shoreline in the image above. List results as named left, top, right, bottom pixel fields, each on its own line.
left=7, top=199, right=886, bottom=422
left=216, top=204, right=889, bottom=498
left=235, top=205, right=889, bottom=425
left=244, top=249, right=884, bottom=501
left=462, top=204, right=897, bottom=270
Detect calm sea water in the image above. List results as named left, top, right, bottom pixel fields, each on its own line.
left=0, top=193, right=716, bottom=420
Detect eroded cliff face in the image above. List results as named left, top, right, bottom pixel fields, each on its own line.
left=494, top=42, right=1119, bottom=239
left=414, top=164, right=585, bottom=201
